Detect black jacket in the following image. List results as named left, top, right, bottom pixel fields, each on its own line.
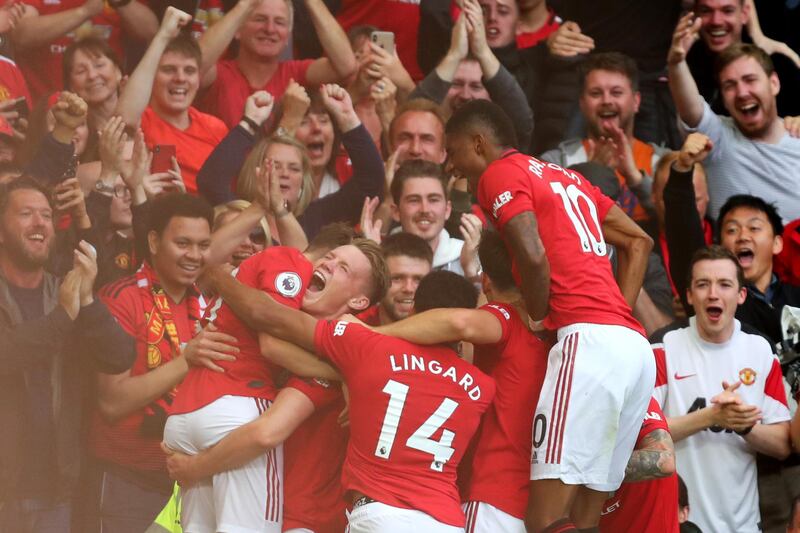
left=663, top=164, right=800, bottom=348
left=0, top=271, right=135, bottom=502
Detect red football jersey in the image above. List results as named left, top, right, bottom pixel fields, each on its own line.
left=477, top=151, right=644, bottom=335
left=463, top=303, right=549, bottom=519
left=313, top=320, right=495, bottom=526
left=90, top=273, right=195, bottom=472
left=170, top=247, right=313, bottom=415
left=599, top=398, right=679, bottom=533
left=199, top=59, right=314, bottom=129
left=283, top=376, right=348, bottom=533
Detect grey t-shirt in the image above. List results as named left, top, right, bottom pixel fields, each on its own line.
left=680, top=98, right=800, bottom=222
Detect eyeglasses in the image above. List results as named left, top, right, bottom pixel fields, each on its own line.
left=113, top=185, right=131, bottom=198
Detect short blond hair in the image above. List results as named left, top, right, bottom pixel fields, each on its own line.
left=213, top=199, right=271, bottom=243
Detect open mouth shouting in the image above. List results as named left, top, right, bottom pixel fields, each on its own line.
left=734, top=246, right=755, bottom=269
left=308, top=270, right=327, bottom=294
left=705, top=304, right=723, bottom=322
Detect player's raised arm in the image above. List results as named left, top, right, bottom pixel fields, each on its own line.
left=259, top=333, right=341, bottom=381
left=504, top=211, right=550, bottom=321
left=376, top=308, right=504, bottom=346
left=601, top=205, right=653, bottom=307
left=203, top=265, right=318, bottom=352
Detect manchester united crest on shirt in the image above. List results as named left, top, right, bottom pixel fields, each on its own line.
left=275, top=272, right=301, bottom=297
left=739, top=367, right=757, bottom=386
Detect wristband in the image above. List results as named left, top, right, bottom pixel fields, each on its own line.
left=240, top=115, right=260, bottom=133
left=735, top=425, right=754, bottom=436
left=108, top=0, right=133, bottom=8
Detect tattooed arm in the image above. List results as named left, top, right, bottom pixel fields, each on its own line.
left=623, top=429, right=676, bottom=483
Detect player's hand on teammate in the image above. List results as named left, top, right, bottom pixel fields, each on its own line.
left=668, top=12, right=701, bottom=66
left=161, top=443, right=202, bottom=487
left=676, top=132, right=713, bottom=172
left=320, top=84, right=360, bottom=132
left=182, top=322, right=239, bottom=373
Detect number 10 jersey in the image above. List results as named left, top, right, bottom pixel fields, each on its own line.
left=477, top=150, right=643, bottom=334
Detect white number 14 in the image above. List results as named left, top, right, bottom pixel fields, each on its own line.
left=374, top=380, right=458, bottom=472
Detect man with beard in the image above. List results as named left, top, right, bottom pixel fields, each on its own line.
left=358, top=232, right=433, bottom=327
left=668, top=16, right=800, bottom=222
left=685, top=0, right=800, bottom=118
left=541, top=52, right=670, bottom=235
left=0, top=176, right=134, bottom=531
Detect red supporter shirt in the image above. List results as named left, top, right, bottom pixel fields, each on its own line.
left=200, top=59, right=313, bottom=129
left=17, top=0, right=128, bottom=99
left=140, top=106, right=228, bottom=195
left=515, top=9, right=561, bottom=49
left=313, top=320, right=495, bottom=526
left=463, top=303, right=548, bottom=519
left=283, top=376, right=348, bottom=533
left=90, top=273, right=195, bottom=472
left=171, top=247, right=313, bottom=415
left=599, top=398, right=679, bottom=533
left=477, top=150, right=644, bottom=335
left=0, top=56, right=32, bottom=109
left=335, top=0, right=422, bottom=81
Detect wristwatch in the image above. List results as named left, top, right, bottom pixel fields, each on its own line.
left=94, top=180, right=115, bottom=196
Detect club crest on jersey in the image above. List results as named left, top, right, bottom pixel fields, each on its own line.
left=739, top=367, right=757, bottom=386
left=492, top=191, right=512, bottom=217
left=275, top=272, right=302, bottom=298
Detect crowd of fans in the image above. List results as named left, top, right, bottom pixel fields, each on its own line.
left=1, top=0, right=800, bottom=532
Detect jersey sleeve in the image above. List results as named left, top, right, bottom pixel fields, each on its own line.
left=239, top=248, right=308, bottom=309
left=637, top=397, right=670, bottom=447
left=478, top=303, right=513, bottom=346
left=652, top=345, right=668, bottom=408
left=285, top=375, right=341, bottom=409
left=478, top=159, right=535, bottom=233
left=313, top=319, right=375, bottom=374
left=762, top=357, right=790, bottom=424
left=99, top=285, right=138, bottom=337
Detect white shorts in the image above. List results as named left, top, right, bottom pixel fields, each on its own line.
left=530, top=323, right=655, bottom=492
left=164, top=395, right=284, bottom=533
left=463, top=501, right=524, bottom=533
left=345, top=501, right=464, bottom=533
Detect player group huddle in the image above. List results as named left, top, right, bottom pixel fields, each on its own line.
left=163, top=100, right=673, bottom=533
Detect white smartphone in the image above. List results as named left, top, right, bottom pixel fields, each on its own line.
left=371, top=31, right=395, bottom=55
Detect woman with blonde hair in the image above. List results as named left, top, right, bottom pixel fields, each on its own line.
left=197, top=84, right=384, bottom=239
